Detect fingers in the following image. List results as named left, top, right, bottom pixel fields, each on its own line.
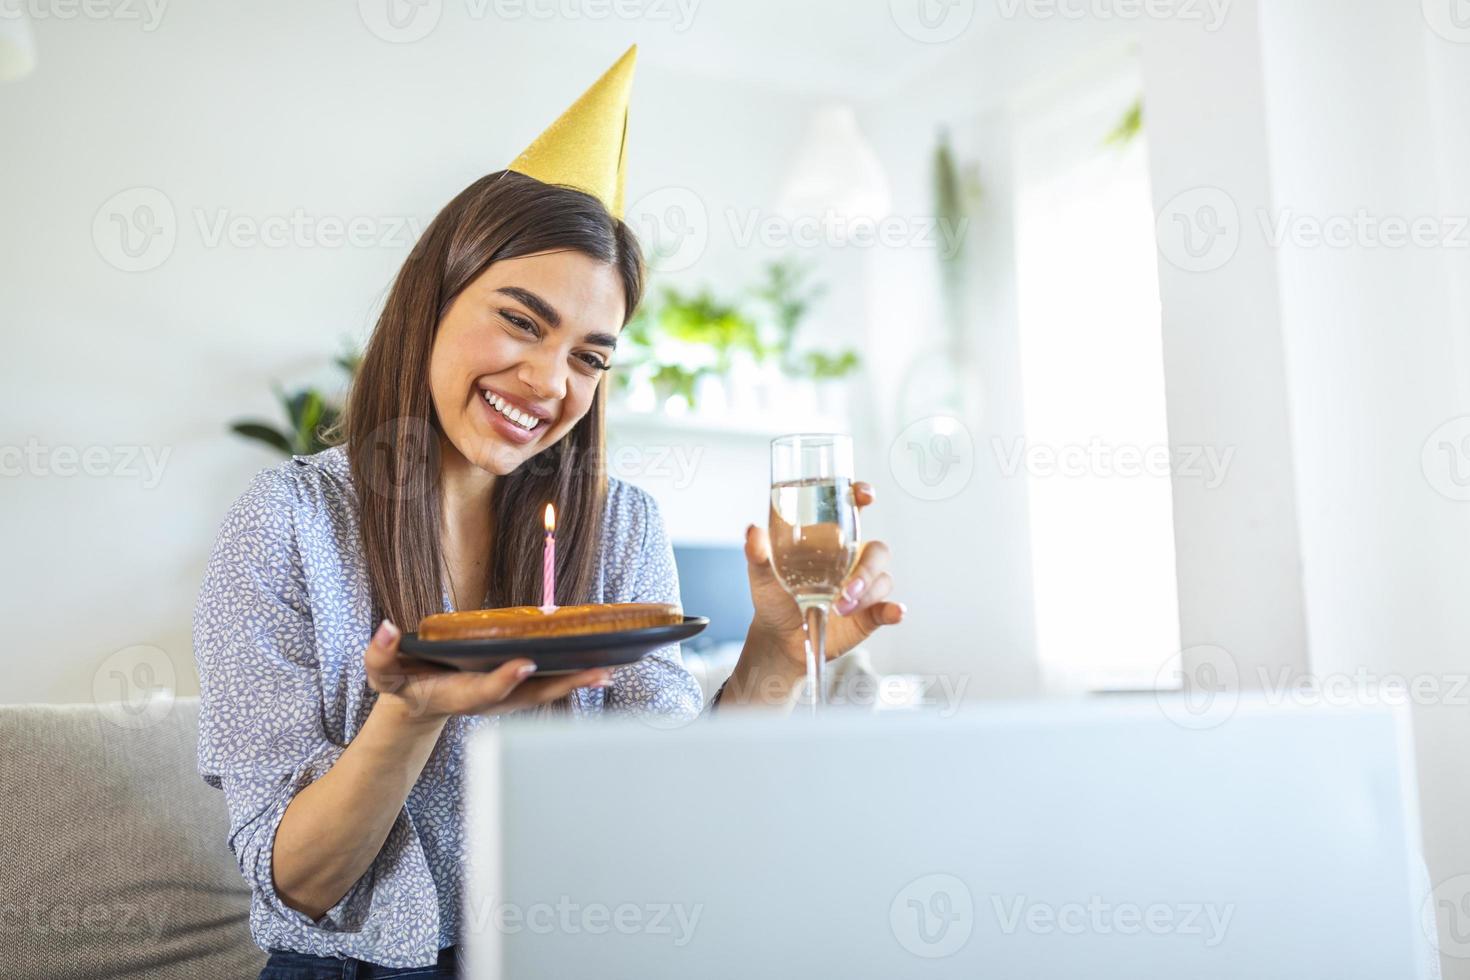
left=362, top=620, right=406, bottom=693
left=852, top=481, right=876, bottom=509
left=856, top=600, right=906, bottom=635
left=744, top=524, right=780, bottom=589
left=496, top=668, right=614, bottom=712
left=836, top=540, right=891, bottom=615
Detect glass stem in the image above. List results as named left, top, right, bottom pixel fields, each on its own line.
left=804, top=603, right=827, bottom=714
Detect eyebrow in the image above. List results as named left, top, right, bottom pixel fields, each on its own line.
left=494, top=285, right=619, bottom=350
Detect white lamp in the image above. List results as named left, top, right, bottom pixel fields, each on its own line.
left=776, top=105, right=892, bottom=235
left=0, top=11, right=36, bottom=81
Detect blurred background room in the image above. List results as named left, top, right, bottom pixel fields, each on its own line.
left=4, top=0, right=1470, bottom=973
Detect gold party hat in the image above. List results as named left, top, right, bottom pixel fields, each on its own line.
left=508, top=45, right=637, bottom=219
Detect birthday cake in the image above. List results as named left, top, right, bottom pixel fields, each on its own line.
left=417, top=603, right=682, bottom=642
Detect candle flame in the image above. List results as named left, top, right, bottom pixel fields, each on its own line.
left=544, top=503, right=556, bottom=533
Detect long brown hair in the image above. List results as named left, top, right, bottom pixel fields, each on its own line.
left=336, top=170, right=645, bottom=629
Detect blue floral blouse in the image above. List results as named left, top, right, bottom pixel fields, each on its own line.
left=193, top=445, right=704, bottom=968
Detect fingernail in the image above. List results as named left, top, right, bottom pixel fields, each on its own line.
left=374, top=620, right=399, bottom=646
left=835, top=596, right=857, bottom=615
left=517, top=663, right=538, bottom=679
left=843, top=578, right=866, bottom=601
left=897, top=602, right=908, bottom=617
left=593, top=673, right=613, bottom=689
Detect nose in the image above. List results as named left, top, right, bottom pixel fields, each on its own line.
left=517, top=345, right=569, bottom=403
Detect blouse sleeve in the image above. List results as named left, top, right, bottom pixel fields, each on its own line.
left=601, top=484, right=705, bottom=723
left=192, top=467, right=436, bottom=954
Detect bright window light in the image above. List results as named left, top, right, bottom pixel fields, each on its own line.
left=1012, top=62, right=1180, bottom=692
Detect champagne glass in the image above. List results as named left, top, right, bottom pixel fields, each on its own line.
left=769, top=434, right=861, bottom=713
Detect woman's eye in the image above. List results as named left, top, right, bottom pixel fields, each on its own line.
left=575, top=353, right=610, bottom=372
left=503, top=312, right=537, bottom=335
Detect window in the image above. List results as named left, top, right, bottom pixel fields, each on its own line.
left=1012, top=60, right=1180, bottom=691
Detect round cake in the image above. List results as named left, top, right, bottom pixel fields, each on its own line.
left=417, top=602, right=682, bottom=642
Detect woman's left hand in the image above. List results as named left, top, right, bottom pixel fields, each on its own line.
left=741, top=480, right=905, bottom=672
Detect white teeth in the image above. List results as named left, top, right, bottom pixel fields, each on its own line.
left=483, top=391, right=538, bottom=431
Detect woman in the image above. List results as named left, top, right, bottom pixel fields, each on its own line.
left=194, top=166, right=905, bottom=978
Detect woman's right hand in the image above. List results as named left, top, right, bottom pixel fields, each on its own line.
left=363, top=619, right=611, bottom=726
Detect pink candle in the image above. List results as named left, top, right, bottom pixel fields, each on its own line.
left=540, top=503, right=557, bottom=613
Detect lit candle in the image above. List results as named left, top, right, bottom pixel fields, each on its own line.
left=540, top=503, right=557, bottom=614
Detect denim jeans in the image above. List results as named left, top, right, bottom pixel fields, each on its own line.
left=259, top=945, right=459, bottom=979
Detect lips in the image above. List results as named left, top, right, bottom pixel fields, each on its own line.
left=476, top=387, right=554, bottom=446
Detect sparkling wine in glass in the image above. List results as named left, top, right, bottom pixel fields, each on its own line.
left=769, top=434, right=860, bottom=711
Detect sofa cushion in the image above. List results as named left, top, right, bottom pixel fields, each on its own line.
left=0, top=698, right=264, bottom=978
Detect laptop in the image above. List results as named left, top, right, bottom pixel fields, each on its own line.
left=463, top=698, right=1438, bottom=978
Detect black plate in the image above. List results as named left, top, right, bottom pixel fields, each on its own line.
left=398, top=616, right=710, bottom=674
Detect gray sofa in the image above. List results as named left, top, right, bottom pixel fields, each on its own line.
left=0, top=698, right=265, bottom=978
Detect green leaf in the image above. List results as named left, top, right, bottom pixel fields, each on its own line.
left=296, top=391, right=325, bottom=455
left=230, top=421, right=294, bottom=456
left=1105, top=98, right=1144, bottom=148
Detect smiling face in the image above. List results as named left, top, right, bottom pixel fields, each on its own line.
left=428, top=249, right=626, bottom=477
